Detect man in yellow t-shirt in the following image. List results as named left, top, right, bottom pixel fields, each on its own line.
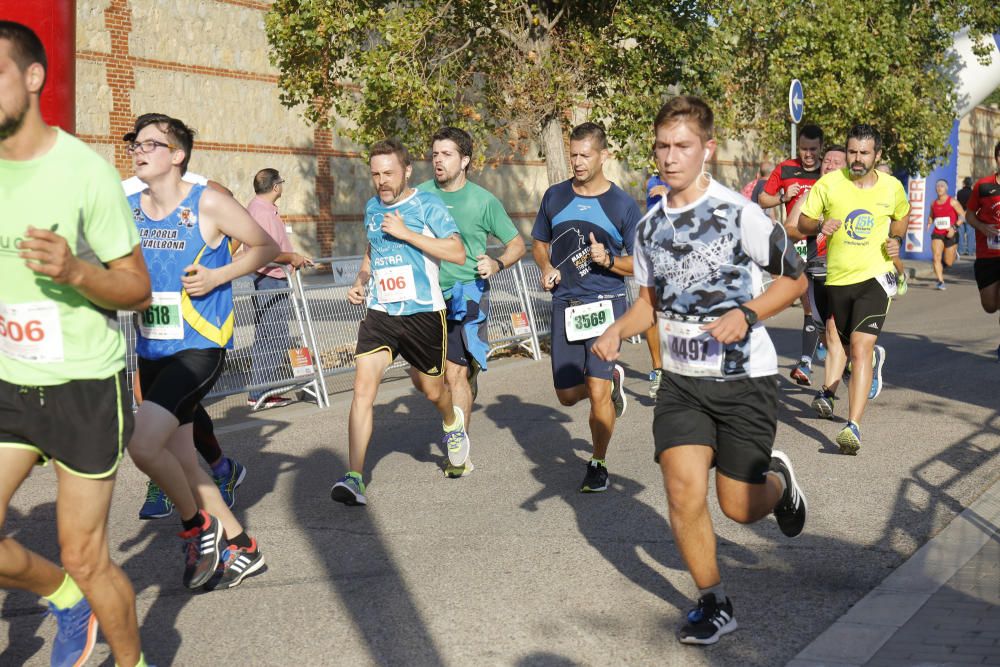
left=798, top=124, right=910, bottom=455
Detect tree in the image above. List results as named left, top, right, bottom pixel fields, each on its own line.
left=264, top=1, right=710, bottom=184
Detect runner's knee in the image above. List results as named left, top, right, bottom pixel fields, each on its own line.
left=59, top=536, right=108, bottom=583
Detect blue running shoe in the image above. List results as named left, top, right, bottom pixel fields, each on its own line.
left=869, top=345, right=886, bottom=400
left=331, top=472, right=367, bottom=506
left=49, top=596, right=98, bottom=667
left=138, top=480, right=173, bottom=520
left=836, top=421, right=862, bottom=455
left=212, top=458, right=246, bottom=509
left=815, top=342, right=827, bottom=362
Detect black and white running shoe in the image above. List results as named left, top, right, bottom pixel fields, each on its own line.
left=770, top=450, right=807, bottom=538
left=679, top=593, right=737, bottom=645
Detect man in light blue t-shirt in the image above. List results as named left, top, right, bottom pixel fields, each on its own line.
left=331, top=138, right=471, bottom=506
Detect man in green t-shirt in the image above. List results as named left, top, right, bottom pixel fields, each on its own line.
left=0, top=22, right=151, bottom=667
left=417, top=127, right=525, bottom=476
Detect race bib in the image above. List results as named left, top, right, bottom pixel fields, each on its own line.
left=139, top=292, right=183, bottom=340
left=988, top=232, right=1000, bottom=250
left=933, top=216, right=951, bottom=231
left=0, top=300, right=64, bottom=363
left=374, top=265, right=416, bottom=303
left=875, top=271, right=898, bottom=297
left=565, top=300, right=614, bottom=342
left=794, top=239, right=808, bottom=259
left=658, top=317, right=724, bottom=377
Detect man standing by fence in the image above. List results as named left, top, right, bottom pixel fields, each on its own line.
left=332, top=139, right=470, bottom=506
left=417, top=127, right=525, bottom=476
left=245, top=168, right=314, bottom=409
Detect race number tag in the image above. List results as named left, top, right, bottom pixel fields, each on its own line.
left=374, top=265, right=416, bottom=303
left=0, top=300, right=64, bottom=363
left=988, top=232, right=1000, bottom=251
left=933, top=216, right=951, bottom=231
left=658, top=318, right=724, bottom=377
left=564, top=300, right=614, bottom=342
left=875, top=271, right=898, bottom=297
left=139, top=292, right=183, bottom=340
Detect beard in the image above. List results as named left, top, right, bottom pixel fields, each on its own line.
left=849, top=162, right=872, bottom=178
left=0, top=99, right=28, bottom=140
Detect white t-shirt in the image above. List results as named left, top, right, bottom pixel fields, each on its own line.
left=121, top=171, right=208, bottom=196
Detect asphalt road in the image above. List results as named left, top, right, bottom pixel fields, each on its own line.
left=2, top=258, right=998, bottom=667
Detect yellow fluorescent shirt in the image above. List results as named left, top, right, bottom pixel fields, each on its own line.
left=801, top=169, right=910, bottom=286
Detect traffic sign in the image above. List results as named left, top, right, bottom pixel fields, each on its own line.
left=789, top=79, right=804, bottom=124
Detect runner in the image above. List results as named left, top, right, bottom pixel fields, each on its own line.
left=964, top=141, right=1000, bottom=361
left=0, top=21, right=149, bottom=666
left=758, top=124, right=825, bottom=386
left=644, top=172, right=668, bottom=398
left=331, top=138, right=469, bottom=505
left=416, top=127, right=525, bottom=477
left=926, top=179, right=965, bottom=290
left=593, top=95, right=807, bottom=645
left=531, top=122, right=639, bottom=493
left=784, top=145, right=848, bottom=385
left=124, top=113, right=279, bottom=590
left=799, top=124, right=910, bottom=454
left=124, top=166, right=247, bottom=520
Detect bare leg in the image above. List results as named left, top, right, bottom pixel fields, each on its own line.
left=164, top=424, right=243, bottom=538
left=659, top=446, right=719, bottom=588
left=846, top=332, right=877, bottom=424
left=127, top=402, right=199, bottom=520
left=822, top=315, right=847, bottom=393
left=444, top=361, right=473, bottom=430
left=347, top=351, right=393, bottom=474
left=584, top=375, right=615, bottom=460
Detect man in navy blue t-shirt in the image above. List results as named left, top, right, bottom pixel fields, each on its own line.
left=531, top=122, right=641, bottom=493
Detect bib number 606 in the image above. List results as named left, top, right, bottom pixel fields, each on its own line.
left=0, top=316, right=45, bottom=342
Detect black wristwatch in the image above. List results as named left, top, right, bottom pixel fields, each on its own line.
left=494, top=258, right=505, bottom=272
left=889, top=234, right=903, bottom=247
left=737, top=305, right=758, bottom=327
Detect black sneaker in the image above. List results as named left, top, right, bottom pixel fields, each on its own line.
left=204, top=538, right=266, bottom=591
left=611, top=364, right=627, bottom=418
left=580, top=460, right=609, bottom=493
left=679, top=593, right=737, bottom=645
left=179, top=511, right=224, bottom=589
left=770, top=450, right=807, bottom=538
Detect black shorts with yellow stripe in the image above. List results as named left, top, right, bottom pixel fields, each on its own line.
left=355, top=309, right=447, bottom=377
left=0, top=370, right=133, bottom=478
left=827, top=277, right=891, bottom=343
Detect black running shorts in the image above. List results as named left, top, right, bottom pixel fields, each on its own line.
left=974, top=257, right=1000, bottom=291
left=652, top=371, right=778, bottom=484
left=826, top=278, right=891, bottom=344
left=0, top=371, right=133, bottom=478
left=931, top=233, right=958, bottom=249
left=355, top=309, right=447, bottom=377
left=138, top=348, right=226, bottom=425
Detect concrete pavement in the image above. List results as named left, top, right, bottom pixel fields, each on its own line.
left=1, top=258, right=997, bottom=666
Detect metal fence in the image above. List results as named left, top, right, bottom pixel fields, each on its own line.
left=118, top=256, right=643, bottom=411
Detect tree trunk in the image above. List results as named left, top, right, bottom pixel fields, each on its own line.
left=540, top=114, right=569, bottom=186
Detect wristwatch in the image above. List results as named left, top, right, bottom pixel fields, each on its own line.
left=495, top=258, right=505, bottom=272
left=889, top=234, right=903, bottom=246
left=737, top=305, right=758, bottom=327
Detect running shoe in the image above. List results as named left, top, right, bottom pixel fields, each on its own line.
left=580, top=459, right=609, bottom=493
left=247, top=395, right=292, bottom=409
left=648, top=368, right=664, bottom=399
left=896, top=272, right=908, bottom=296
left=204, top=538, right=266, bottom=591
left=179, top=511, right=224, bottom=589
left=331, top=472, right=367, bottom=506
left=811, top=389, right=836, bottom=419
left=138, top=480, right=174, bottom=520
left=443, top=406, right=470, bottom=467
left=843, top=362, right=852, bottom=382
left=444, top=459, right=475, bottom=478
left=611, top=364, right=627, bottom=418
left=836, top=421, right=862, bottom=455
left=769, top=450, right=807, bottom=538
left=869, top=344, right=886, bottom=400
left=467, top=359, right=481, bottom=401
left=49, top=596, right=98, bottom=667
left=935, top=281, right=946, bottom=291
left=213, top=458, right=246, bottom=509
left=678, top=593, right=737, bottom=645
left=790, top=362, right=812, bottom=386
left=815, top=342, right=827, bottom=362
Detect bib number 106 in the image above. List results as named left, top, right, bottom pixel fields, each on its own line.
left=379, top=275, right=407, bottom=292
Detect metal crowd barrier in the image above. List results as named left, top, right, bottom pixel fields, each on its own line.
left=118, top=252, right=645, bottom=411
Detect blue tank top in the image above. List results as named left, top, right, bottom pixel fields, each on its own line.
left=130, top=184, right=235, bottom=359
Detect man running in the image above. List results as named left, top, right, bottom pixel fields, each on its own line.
left=964, top=141, right=1000, bottom=361
left=594, top=95, right=807, bottom=646
left=799, top=124, right=910, bottom=454
left=124, top=113, right=279, bottom=590
left=926, top=178, right=965, bottom=290
left=331, top=138, right=469, bottom=505
left=759, top=124, right=824, bottom=386
left=416, top=127, right=525, bottom=476
left=531, top=122, right=639, bottom=493
left=0, top=21, right=149, bottom=666
left=783, top=145, right=848, bottom=382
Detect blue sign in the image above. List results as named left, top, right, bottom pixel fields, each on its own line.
left=789, top=79, right=804, bottom=124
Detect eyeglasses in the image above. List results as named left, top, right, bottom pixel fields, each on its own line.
left=126, top=140, right=175, bottom=155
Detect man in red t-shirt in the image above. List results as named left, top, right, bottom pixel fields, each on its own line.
left=965, top=140, right=1000, bottom=361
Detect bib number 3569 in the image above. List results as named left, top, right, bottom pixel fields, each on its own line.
left=564, top=300, right=615, bottom=341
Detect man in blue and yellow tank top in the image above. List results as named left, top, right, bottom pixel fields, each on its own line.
left=330, top=139, right=470, bottom=506
left=123, top=113, right=279, bottom=591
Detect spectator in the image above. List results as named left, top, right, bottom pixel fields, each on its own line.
left=245, top=169, right=314, bottom=408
